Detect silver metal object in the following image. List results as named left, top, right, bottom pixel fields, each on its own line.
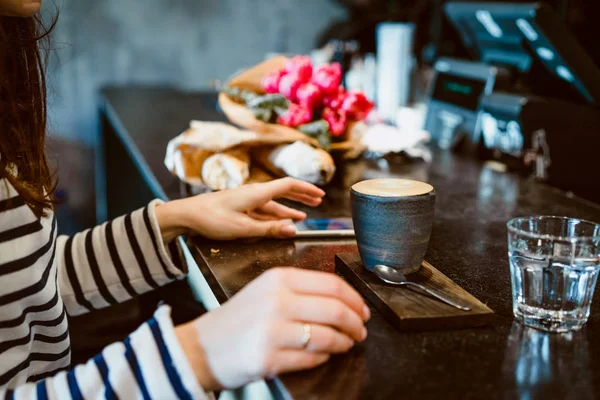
left=532, top=129, right=551, bottom=180
left=301, top=323, right=312, bottom=349
left=373, top=265, right=472, bottom=311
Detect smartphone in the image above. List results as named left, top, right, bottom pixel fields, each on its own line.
left=294, top=218, right=355, bottom=238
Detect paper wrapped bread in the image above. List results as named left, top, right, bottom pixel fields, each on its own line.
left=202, top=147, right=251, bottom=190
left=253, top=141, right=336, bottom=186
left=165, top=120, right=336, bottom=189
left=167, top=121, right=267, bottom=153
left=164, top=144, right=213, bottom=187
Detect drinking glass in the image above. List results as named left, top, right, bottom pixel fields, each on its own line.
left=507, top=216, right=600, bottom=332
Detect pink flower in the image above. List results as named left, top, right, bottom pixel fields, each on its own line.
left=285, top=56, right=313, bottom=83
left=261, top=70, right=285, bottom=94
left=278, top=72, right=303, bottom=102
left=312, top=62, right=342, bottom=94
left=340, top=90, right=374, bottom=120
left=323, top=107, right=347, bottom=136
left=278, top=103, right=313, bottom=127
left=323, top=87, right=347, bottom=111
left=296, top=83, right=323, bottom=110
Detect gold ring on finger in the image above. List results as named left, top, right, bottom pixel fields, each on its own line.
left=301, top=323, right=312, bottom=349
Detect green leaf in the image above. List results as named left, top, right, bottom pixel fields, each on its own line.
left=298, top=120, right=329, bottom=137
left=274, top=106, right=289, bottom=116
left=223, top=86, right=259, bottom=104
left=251, top=107, right=273, bottom=122
left=317, top=131, right=332, bottom=151
left=247, top=94, right=289, bottom=110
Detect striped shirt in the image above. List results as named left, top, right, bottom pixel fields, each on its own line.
left=0, top=179, right=206, bottom=399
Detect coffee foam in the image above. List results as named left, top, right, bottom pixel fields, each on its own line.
left=352, top=179, right=433, bottom=197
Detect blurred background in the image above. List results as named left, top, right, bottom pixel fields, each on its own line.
left=42, top=0, right=599, bottom=234
left=44, top=0, right=348, bottom=232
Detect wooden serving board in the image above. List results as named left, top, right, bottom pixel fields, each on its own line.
left=335, top=252, right=494, bottom=331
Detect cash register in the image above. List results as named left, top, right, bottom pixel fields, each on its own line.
left=425, top=2, right=600, bottom=200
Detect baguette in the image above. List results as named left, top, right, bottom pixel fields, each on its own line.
left=247, top=165, right=275, bottom=184
left=253, top=141, right=335, bottom=185
left=201, top=147, right=251, bottom=190
left=166, top=144, right=213, bottom=186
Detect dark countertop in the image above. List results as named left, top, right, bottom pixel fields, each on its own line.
left=102, top=87, right=600, bottom=400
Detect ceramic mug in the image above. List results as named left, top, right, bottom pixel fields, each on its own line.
left=351, top=178, right=436, bottom=274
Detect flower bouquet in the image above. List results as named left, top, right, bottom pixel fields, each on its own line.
left=218, top=55, right=374, bottom=159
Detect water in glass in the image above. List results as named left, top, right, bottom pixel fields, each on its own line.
left=508, top=217, right=600, bottom=332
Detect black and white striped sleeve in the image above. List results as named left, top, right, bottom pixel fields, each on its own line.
left=55, top=200, right=187, bottom=316
left=0, top=306, right=207, bottom=399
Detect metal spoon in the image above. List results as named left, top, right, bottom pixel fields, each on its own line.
left=373, top=264, right=472, bottom=311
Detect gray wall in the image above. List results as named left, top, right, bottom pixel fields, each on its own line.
left=45, top=0, right=346, bottom=145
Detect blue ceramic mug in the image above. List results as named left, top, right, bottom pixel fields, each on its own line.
left=351, top=179, right=436, bottom=274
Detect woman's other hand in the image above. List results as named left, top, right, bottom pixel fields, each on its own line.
left=176, top=267, right=370, bottom=391
left=155, top=178, right=325, bottom=242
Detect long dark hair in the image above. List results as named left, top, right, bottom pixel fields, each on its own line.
left=0, top=13, right=57, bottom=216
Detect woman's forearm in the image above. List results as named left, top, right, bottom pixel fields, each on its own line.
left=154, top=200, right=190, bottom=243
left=175, top=322, right=222, bottom=392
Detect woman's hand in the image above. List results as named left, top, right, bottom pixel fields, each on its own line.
left=155, top=178, right=325, bottom=242
left=175, top=267, right=370, bottom=391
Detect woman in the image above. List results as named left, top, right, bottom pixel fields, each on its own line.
left=0, top=1, right=370, bottom=398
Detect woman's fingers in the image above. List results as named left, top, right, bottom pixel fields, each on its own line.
left=257, top=201, right=307, bottom=220
left=281, top=269, right=370, bottom=322
left=261, top=178, right=325, bottom=207
left=282, top=192, right=323, bottom=207
left=268, top=177, right=326, bottom=199
left=263, top=350, right=330, bottom=378
left=233, top=178, right=324, bottom=211
left=285, top=294, right=367, bottom=342
left=247, top=211, right=279, bottom=221
left=274, top=323, right=355, bottom=353
left=243, top=217, right=297, bottom=238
